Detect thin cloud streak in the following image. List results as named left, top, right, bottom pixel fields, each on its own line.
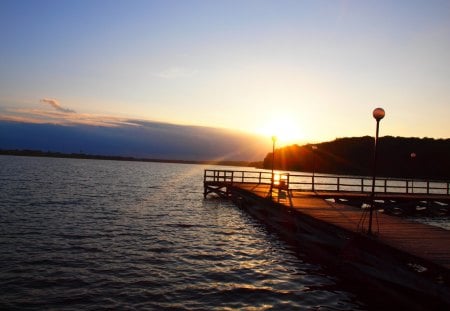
left=0, top=108, right=142, bottom=127
left=0, top=114, right=52, bottom=124
left=40, top=98, right=76, bottom=113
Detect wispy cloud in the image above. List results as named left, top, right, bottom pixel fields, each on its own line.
left=40, top=98, right=76, bottom=113
left=0, top=108, right=141, bottom=127
left=156, top=66, right=198, bottom=79
left=0, top=98, right=144, bottom=127
left=0, top=114, right=51, bottom=124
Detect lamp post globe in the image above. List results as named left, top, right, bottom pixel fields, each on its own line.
left=373, top=108, right=385, bottom=121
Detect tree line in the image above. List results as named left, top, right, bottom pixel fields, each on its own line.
left=263, top=136, right=450, bottom=180
left=0, top=149, right=252, bottom=167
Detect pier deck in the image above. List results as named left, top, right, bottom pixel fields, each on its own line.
left=235, top=183, right=450, bottom=270
left=204, top=169, right=450, bottom=307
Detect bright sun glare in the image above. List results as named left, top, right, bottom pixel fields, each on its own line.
left=257, top=115, right=303, bottom=146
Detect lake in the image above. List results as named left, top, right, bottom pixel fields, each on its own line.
left=0, top=155, right=442, bottom=310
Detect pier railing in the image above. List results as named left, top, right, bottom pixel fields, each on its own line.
left=204, top=169, right=450, bottom=195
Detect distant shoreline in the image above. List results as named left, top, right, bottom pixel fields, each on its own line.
left=0, top=149, right=263, bottom=168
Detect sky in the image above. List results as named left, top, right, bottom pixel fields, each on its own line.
left=0, top=0, right=449, bottom=146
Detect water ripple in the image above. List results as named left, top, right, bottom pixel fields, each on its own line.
left=0, top=156, right=369, bottom=310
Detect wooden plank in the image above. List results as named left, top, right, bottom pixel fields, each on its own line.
left=234, top=183, right=450, bottom=270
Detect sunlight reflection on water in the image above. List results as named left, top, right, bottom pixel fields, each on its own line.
left=0, top=156, right=370, bottom=310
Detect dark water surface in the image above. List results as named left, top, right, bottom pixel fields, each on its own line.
left=1, top=155, right=375, bottom=310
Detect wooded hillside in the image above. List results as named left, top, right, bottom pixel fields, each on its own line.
left=263, top=136, right=450, bottom=180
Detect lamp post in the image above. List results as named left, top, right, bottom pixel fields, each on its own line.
left=410, top=152, right=416, bottom=194
left=312, top=145, right=318, bottom=192
left=368, top=107, right=385, bottom=235
left=268, top=136, right=277, bottom=199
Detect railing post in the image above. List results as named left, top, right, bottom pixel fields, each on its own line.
left=206, top=170, right=448, bottom=197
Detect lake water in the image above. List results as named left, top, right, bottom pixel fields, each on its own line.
left=0, top=155, right=443, bottom=310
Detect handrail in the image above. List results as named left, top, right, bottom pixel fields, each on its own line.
left=204, top=169, right=450, bottom=195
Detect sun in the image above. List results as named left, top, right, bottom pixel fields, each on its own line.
left=256, top=114, right=303, bottom=146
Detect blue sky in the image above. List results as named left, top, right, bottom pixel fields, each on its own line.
left=1, top=0, right=449, bottom=146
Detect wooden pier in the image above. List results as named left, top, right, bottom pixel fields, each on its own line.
left=204, top=169, right=450, bottom=309
left=204, top=169, right=450, bottom=214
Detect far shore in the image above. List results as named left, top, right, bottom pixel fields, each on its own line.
left=0, top=149, right=263, bottom=168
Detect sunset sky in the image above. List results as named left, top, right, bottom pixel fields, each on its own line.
left=1, top=0, right=449, bottom=146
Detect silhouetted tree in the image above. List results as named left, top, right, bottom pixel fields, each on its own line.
left=263, top=136, right=450, bottom=180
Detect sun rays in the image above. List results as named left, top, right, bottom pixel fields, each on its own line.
left=256, top=114, right=303, bottom=146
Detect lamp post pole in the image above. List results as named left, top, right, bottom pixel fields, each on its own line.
left=368, top=108, right=385, bottom=235
left=410, top=152, right=416, bottom=194
left=312, top=145, right=318, bottom=192
left=268, top=136, right=277, bottom=199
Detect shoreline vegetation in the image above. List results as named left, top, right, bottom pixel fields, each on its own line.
left=263, top=136, right=450, bottom=181
left=2, top=136, right=449, bottom=180
left=0, top=149, right=262, bottom=168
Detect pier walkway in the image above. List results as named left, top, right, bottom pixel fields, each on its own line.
left=204, top=169, right=450, bottom=269
left=204, top=169, right=450, bottom=213
left=236, top=183, right=450, bottom=270
left=204, top=169, right=450, bottom=307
